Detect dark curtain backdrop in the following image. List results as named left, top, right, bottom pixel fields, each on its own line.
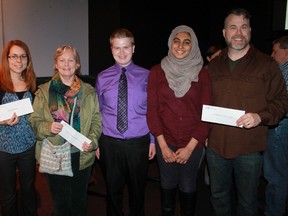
left=89, top=0, right=287, bottom=78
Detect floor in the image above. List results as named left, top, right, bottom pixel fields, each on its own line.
left=31, top=157, right=269, bottom=216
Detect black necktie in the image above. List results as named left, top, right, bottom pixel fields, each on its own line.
left=117, top=68, right=128, bottom=133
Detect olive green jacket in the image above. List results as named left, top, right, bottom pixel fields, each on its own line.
left=29, top=79, right=102, bottom=170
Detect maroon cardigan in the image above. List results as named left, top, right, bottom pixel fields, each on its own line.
left=146, top=64, right=212, bottom=149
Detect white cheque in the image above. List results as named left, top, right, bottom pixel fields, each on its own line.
left=0, top=98, right=34, bottom=121
left=201, top=104, right=245, bottom=127
left=59, top=120, right=91, bottom=151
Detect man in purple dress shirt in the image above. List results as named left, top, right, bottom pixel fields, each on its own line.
left=95, top=28, right=156, bottom=216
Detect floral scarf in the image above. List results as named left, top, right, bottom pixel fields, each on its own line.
left=49, top=72, right=81, bottom=132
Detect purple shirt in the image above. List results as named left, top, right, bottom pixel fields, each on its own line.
left=95, top=62, right=154, bottom=142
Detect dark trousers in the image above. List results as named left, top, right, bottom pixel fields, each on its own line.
left=0, top=146, right=37, bottom=216
left=156, top=143, right=203, bottom=192
left=46, top=152, right=92, bottom=216
left=99, top=133, right=150, bottom=216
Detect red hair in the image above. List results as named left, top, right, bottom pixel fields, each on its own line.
left=0, top=40, right=36, bottom=93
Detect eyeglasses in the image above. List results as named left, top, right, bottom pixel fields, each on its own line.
left=8, top=54, right=28, bottom=61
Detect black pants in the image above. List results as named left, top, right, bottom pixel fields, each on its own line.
left=46, top=151, right=92, bottom=216
left=99, top=133, right=150, bottom=216
left=0, top=146, right=37, bottom=216
left=156, top=143, right=203, bottom=192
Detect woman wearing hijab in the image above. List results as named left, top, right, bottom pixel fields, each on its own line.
left=146, top=25, right=212, bottom=216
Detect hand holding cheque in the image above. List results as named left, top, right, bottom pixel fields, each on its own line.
left=59, top=120, right=92, bottom=151
left=0, top=98, right=33, bottom=121
left=201, top=105, right=261, bottom=128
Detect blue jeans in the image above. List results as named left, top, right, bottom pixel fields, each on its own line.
left=263, top=119, right=288, bottom=216
left=206, top=147, right=262, bottom=216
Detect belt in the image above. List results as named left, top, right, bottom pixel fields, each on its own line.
left=102, top=133, right=149, bottom=143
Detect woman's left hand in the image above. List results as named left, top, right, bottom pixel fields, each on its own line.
left=82, top=141, right=93, bottom=152
left=175, top=147, right=192, bottom=164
